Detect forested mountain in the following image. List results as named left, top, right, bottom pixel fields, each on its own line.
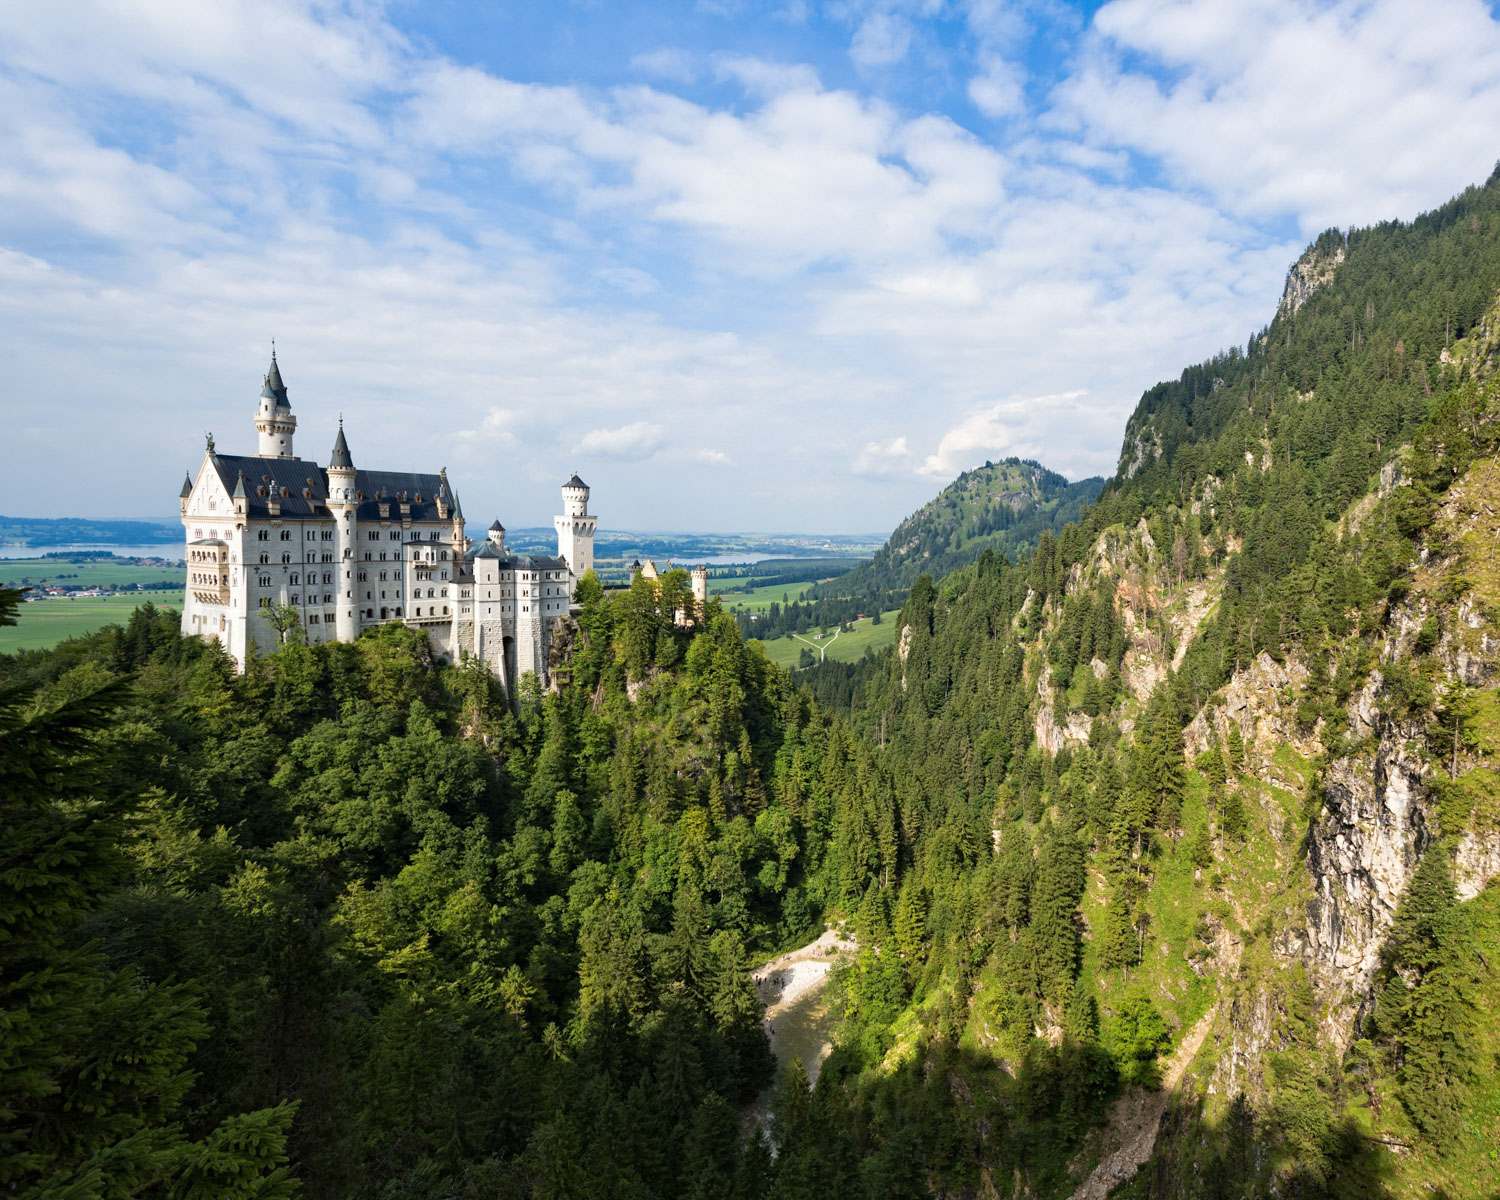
left=740, top=459, right=1103, bottom=643
left=818, top=458, right=1102, bottom=612
left=8, top=167, right=1500, bottom=1199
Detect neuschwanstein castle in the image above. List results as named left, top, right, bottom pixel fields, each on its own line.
left=179, top=352, right=597, bottom=690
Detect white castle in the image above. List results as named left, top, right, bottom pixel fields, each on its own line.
left=179, top=352, right=596, bottom=691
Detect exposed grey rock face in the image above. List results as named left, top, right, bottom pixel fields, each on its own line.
left=1303, top=731, right=1430, bottom=998
left=1279, top=245, right=1345, bottom=318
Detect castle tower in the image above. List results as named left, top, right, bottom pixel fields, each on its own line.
left=691, top=565, right=708, bottom=613
left=326, top=420, right=359, bottom=642
left=441, top=469, right=467, bottom=557
left=488, top=519, right=506, bottom=553
left=254, top=348, right=298, bottom=458
left=554, top=473, right=596, bottom=582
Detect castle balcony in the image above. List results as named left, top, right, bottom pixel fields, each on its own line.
left=188, top=539, right=231, bottom=605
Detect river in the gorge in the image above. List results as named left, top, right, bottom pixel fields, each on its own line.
left=747, top=927, right=856, bottom=1130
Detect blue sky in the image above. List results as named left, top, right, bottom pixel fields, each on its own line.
left=3, top=1, right=1500, bottom=532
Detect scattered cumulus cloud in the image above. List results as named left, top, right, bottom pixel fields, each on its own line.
left=850, top=12, right=913, bottom=68
left=920, top=392, right=1086, bottom=479
left=852, top=435, right=912, bottom=477
left=575, top=421, right=668, bottom=458
left=630, top=47, right=696, bottom=82
left=1, top=0, right=1498, bottom=528
left=968, top=56, right=1026, bottom=118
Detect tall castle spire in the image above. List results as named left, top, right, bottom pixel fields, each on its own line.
left=254, top=344, right=298, bottom=459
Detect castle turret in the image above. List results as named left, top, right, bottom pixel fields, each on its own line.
left=179, top=471, right=193, bottom=516
left=554, top=472, right=596, bottom=582
left=488, top=519, right=506, bottom=554
left=444, top=473, right=468, bottom=557
left=691, top=565, right=708, bottom=612
left=326, top=420, right=358, bottom=641
left=254, top=348, right=298, bottom=458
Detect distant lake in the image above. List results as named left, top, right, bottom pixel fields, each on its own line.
left=0, top=543, right=184, bottom=561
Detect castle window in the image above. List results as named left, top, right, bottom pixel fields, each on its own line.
left=281, top=553, right=290, bottom=564
left=258, top=575, right=271, bottom=587
left=290, top=573, right=299, bottom=585
left=440, top=550, right=448, bottom=561
left=395, top=607, right=402, bottom=617
left=257, top=530, right=268, bottom=541
left=290, top=595, right=298, bottom=605
left=364, top=552, right=371, bottom=561
left=195, top=529, right=203, bottom=538
left=443, top=606, right=449, bottom=615
left=308, top=614, right=319, bottom=624
left=389, top=532, right=399, bottom=541
left=259, top=553, right=269, bottom=564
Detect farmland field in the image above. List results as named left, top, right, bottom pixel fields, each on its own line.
left=0, top=593, right=179, bottom=653
left=709, top=577, right=828, bottom=614
left=752, top=610, right=899, bottom=670
left=0, top=556, right=185, bottom=590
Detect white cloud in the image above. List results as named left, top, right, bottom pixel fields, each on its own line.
left=850, top=12, right=913, bottom=68
left=713, top=55, right=821, bottom=97
left=968, top=56, right=1026, bottom=118
left=921, top=392, right=1085, bottom=479
left=575, top=421, right=668, bottom=458
left=3, top=0, right=1499, bottom=532
left=696, top=448, right=733, bottom=465
left=852, top=435, right=912, bottom=477
left=1061, top=0, right=1500, bottom=232
left=631, top=47, right=697, bottom=83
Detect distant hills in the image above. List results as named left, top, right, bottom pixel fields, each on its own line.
left=807, top=457, right=1104, bottom=608
left=0, top=515, right=181, bottom=546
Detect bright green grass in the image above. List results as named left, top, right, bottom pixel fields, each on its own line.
left=710, top=576, right=826, bottom=613
left=0, top=594, right=178, bottom=652
left=753, top=611, right=899, bottom=669
left=1, top=555, right=185, bottom=590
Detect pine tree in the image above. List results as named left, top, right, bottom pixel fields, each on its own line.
left=1225, top=724, right=1246, bottom=774
left=1096, top=890, right=1140, bottom=971
left=1381, top=845, right=1479, bottom=1144
left=893, top=879, right=927, bottom=968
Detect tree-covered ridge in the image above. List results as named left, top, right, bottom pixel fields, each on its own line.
left=779, top=458, right=1102, bottom=628
left=7, top=566, right=1028, bottom=1197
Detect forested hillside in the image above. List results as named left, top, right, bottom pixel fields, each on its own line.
left=739, top=459, right=1102, bottom=644
left=9, top=168, right=1500, bottom=1199
left=806, top=166, right=1500, bottom=1196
